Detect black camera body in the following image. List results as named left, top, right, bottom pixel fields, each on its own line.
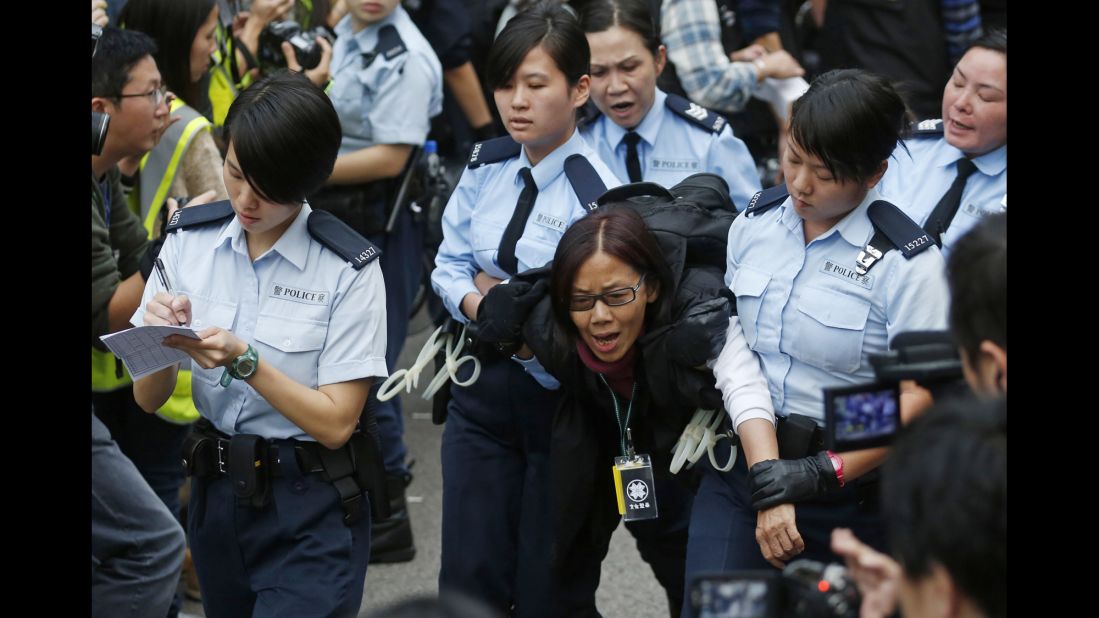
left=689, top=560, right=859, bottom=618
left=258, top=20, right=334, bottom=71
left=824, top=330, right=966, bottom=451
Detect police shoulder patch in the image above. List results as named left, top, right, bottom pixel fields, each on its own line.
left=468, top=135, right=522, bottom=169
left=165, top=199, right=234, bottom=233
left=564, top=154, right=608, bottom=212
left=866, top=200, right=934, bottom=259
left=743, top=183, right=789, bottom=218
left=911, top=118, right=944, bottom=137
left=307, top=210, right=382, bottom=270
left=376, top=25, right=407, bottom=61
left=665, top=94, right=727, bottom=134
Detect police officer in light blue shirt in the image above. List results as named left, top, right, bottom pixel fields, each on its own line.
left=877, top=29, right=1007, bottom=261
left=684, top=70, right=949, bottom=613
left=577, top=0, right=761, bottom=209
left=300, top=0, right=444, bottom=563
left=130, top=72, right=387, bottom=618
left=430, top=5, right=620, bottom=615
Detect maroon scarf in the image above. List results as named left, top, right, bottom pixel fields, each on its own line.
left=576, top=340, right=637, bottom=400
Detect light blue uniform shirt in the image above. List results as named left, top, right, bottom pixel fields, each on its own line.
left=329, top=8, right=443, bottom=155
left=723, top=188, right=949, bottom=425
left=131, top=203, right=389, bottom=441
left=579, top=88, right=761, bottom=210
left=878, top=137, right=1006, bottom=261
left=432, top=129, right=621, bottom=388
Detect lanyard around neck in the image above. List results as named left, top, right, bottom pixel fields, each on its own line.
left=599, top=374, right=638, bottom=457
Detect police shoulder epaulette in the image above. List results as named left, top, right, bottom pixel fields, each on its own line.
left=855, top=200, right=934, bottom=276
left=165, top=199, right=234, bottom=233
left=468, top=135, right=521, bottom=169
left=743, top=183, right=789, bottom=218
left=911, top=118, right=944, bottom=137
left=376, top=25, right=407, bottom=61
left=307, top=210, right=382, bottom=270
left=564, top=154, right=608, bottom=212
left=665, top=93, right=727, bottom=134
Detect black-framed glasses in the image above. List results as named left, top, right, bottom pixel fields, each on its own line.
left=569, top=274, right=647, bottom=311
left=117, top=84, right=169, bottom=107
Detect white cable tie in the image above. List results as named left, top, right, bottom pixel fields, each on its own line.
left=377, top=324, right=448, bottom=402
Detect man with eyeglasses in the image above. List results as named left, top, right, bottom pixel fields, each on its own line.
left=91, top=26, right=186, bottom=618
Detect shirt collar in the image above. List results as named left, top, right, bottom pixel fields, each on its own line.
left=932, top=140, right=1007, bottom=177
left=778, top=187, right=878, bottom=248
left=213, top=202, right=312, bottom=270
left=515, top=128, right=587, bottom=189
left=603, top=88, right=667, bottom=150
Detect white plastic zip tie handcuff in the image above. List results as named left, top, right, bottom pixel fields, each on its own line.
left=670, top=408, right=737, bottom=474
left=377, top=323, right=481, bottom=402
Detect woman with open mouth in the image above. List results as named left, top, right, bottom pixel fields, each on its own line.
left=577, top=0, right=761, bottom=211
left=877, top=28, right=1006, bottom=259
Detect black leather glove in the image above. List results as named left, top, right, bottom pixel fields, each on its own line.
left=467, top=277, right=549, bottom=355
left=748, top=452, right=841, bottom=511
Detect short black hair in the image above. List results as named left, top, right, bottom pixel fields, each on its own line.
left=947, top=212, right=1006, bottom=361
left=485, top=1, right=590, bottom=90
left=550, top=206, right=673, bottom=333
left=967, top=26, right=1007, bottom=56
left=224, top=71, right=342, bottom=205
left=789, top=69, right=909, bottom=184
left=91, top=26, right=158, bottom=99
left=882, top=395, right=1006, bottom=618
left=119, top=0, right=216, bottom=112
left=578, top=0, right=661, bottom=57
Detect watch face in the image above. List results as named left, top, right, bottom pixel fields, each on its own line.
left=236, top=358, right=257, bottom=378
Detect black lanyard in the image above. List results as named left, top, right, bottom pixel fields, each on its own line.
left=599, top=375, right=638, bottom=457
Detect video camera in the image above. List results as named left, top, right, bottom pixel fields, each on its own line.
left=824, top=330, right=967, bottom=451
left=689, top=559, right=860, bottom=618
left=92, top=22, right=110, bottom=156
left=258, top=20, right=334, bottom=71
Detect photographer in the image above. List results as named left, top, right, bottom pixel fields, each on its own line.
left=91, top=25, right=186, bottom=618
left=832, top=396, right=1006, bottom=618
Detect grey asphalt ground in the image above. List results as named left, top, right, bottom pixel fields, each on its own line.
left=182, top=305, right=668, bottom=618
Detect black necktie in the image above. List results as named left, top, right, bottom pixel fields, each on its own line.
left=924, top=157, right=978, bottom=246
left=497, top=167, right=538, bottom=275
left=623, top=131, right=643, bottom=183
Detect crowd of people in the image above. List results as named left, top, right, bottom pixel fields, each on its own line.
left=90, top=0, right=1006, bottom=617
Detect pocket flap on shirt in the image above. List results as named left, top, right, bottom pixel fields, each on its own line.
left=796, top=288, right=872, bottom=331
left=731, top=266, right=771, bottom=298
left=254, top=315, right=328, bottom=352
left=187, top=296, right=237, bottom=331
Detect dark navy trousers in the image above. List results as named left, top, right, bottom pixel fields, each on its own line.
left=188, top=441, right=372, bottom=618
left=682, top=439, right=887, bottom=616
left=439, top=356, right=560, bottom=617
left=555, top=469, right=694, bottom=618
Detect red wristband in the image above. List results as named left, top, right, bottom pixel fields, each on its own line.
left=826, top=450, right=846, bottom=487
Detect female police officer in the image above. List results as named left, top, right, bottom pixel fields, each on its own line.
left=131, top=71, right=387, bottom=618
left=292, top=0, right=444, bottom=562
left=430, top=3, right=620, bottom=614
left=877, top=28, right=1006, bottom=259
left=683, top=69, right=951, bottom=611
left=577, top=0, right=760, bottom=209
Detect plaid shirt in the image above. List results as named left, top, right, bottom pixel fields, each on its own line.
left=662, top=0, right=760, bottom=113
